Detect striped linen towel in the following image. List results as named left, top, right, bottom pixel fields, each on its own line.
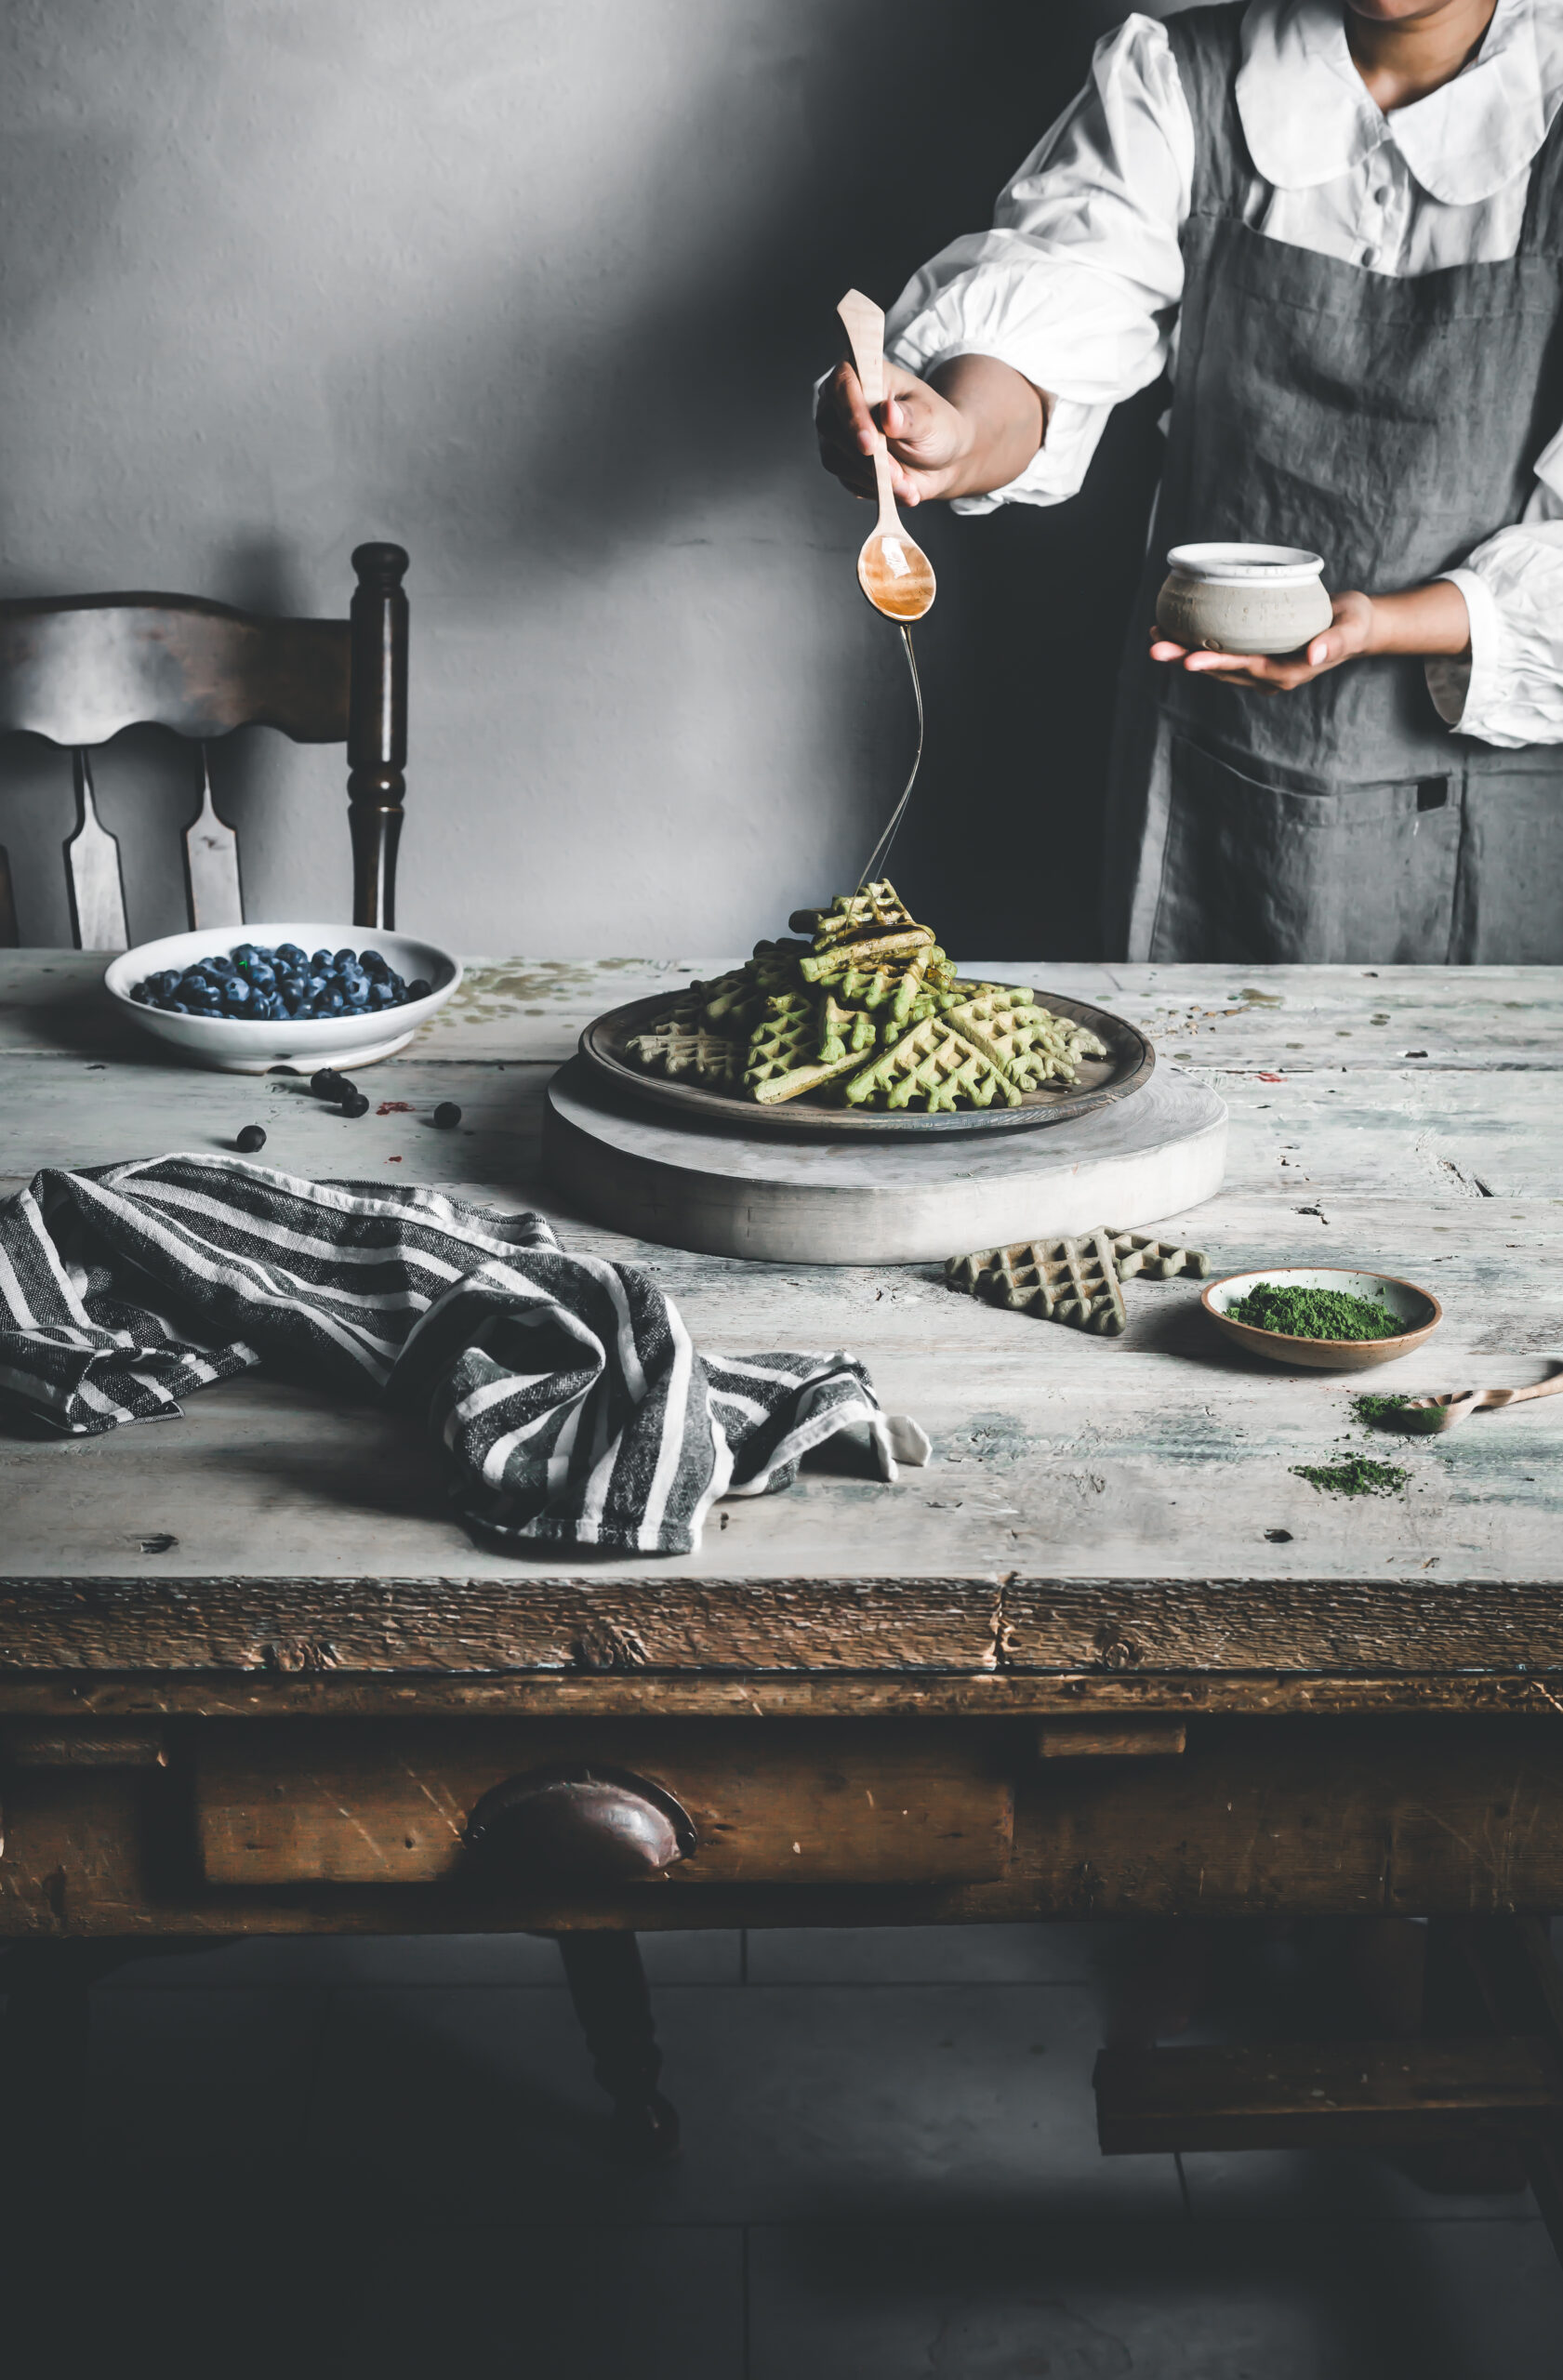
left=0, top=1156, right=927, bottom=1554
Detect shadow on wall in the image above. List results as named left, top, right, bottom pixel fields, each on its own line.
left=894, top=388, right=1165, bottom=963
left=0, top=0, right=1164, bottom=959
left=431, top=0, right=1164, bottom=959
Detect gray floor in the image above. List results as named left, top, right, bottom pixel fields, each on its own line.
left=36, top=1922, right=1563, bottom=2373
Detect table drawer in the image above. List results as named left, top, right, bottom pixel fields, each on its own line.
left=193, top=1719, right=1015, bottom=1888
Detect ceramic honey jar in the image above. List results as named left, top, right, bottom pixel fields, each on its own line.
left=1155, top=542, right=1333, bottom=656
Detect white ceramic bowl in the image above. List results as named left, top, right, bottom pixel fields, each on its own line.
left=1156, top=542, right=1333, bottom=656
left=1202, top=1266, right=1442, bottom=1372
left=105, top=923, right=461, bottom=1073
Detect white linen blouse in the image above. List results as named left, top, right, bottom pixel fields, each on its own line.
left=884, top=0, right=1563, bottom=747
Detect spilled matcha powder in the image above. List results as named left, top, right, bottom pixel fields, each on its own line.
left=1353, top=1390, right=1447, bottom=1435
left=1228, top=1281, right=1401, bottom=1342
left=1291, top=1456, right=1410, bottom=1497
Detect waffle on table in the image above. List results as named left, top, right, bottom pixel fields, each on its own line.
left=621, top=881, right=1108, bottom=1113
left=944, top=1229, right=1212, bottom=1334
left=945, top=1233, right=1128, bottom=1334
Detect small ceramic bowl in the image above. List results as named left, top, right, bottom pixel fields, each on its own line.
left=1155, top=543, right=1333, bottom=656
left=1203, top=1267, right=1442, bottom=1371
left=105, top=922, right=461, bottom=1073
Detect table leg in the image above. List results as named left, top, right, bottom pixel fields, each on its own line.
left=1394, top=1918, right=1530, bottom=2198
left=554, top=1932, right=680, bottom=2166
left=1459, top=1916, right=1563, bottom=2239
left=1105, top=1918, right=1218, bottom=2046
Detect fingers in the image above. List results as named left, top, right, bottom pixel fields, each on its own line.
left=880, top=388, right=934, bottom=469
left=819, top=352, right=967, bottom=505
left=1148, top=605, right=1371, bottom=694
left=1304, top=620, right=1360, bottom=669
left=1156, top=644, right=1335, bottom=692
left=815, top=362, right=924, bottom=497
left=816, top=434, right=875, bottom=497
left=828, top=360, right=878, bottom=452
left=815, top=362, right=878, bottom=496
left=1186, top=656, right=1303, bottom=691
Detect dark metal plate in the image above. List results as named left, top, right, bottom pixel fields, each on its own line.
left=579, top=988, right=1156, bottom=1138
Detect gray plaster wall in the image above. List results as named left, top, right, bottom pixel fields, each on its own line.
left=0, top=0, right=1162, bottom=961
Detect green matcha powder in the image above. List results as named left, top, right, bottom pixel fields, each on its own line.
left=1291, top=1455, right=1411, bottom=1498
left=1228, top=1280, right=1401, bottom=1342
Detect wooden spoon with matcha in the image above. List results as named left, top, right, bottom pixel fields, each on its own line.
left=837, top=289, right=937, bottom=623
left=1398, top=1361, right=1563, bottom=1433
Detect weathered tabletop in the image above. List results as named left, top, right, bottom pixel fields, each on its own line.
left=3, top=953, right=1561, bottom=1717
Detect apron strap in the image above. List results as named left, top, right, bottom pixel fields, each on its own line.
left=1163, top=4, right=1250, bottom=221
left=1519, top=98, right=1563, bottom=254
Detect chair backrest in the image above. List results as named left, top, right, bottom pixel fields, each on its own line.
left=0, top=540, right=408, bottom=949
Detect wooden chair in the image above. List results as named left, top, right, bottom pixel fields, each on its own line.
left=0, top=542, right=408, bottom=948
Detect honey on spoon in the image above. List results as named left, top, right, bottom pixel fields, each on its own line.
left=836, top=289, right=937, bottom=622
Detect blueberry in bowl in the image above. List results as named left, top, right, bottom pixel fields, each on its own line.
left=105, top=923, right=461, bottom=1074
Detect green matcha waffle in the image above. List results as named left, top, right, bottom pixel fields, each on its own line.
left=844, top=1015, right=1022, bottom=1112
left=945, top=1232, right=1128, bottom=1334
left=816, top=996, right=877, bottom=1065
left=790, top=880, right=918, bottom=948
left=815, top=949, right=937, bottom=1026
left=799, top=926, right=934, bottom=984
left=944, top=989, right=1107, bottom=1090
left=619, top=883, right=1120, bottom=1115
left=625, top=999, right=740, bottom=1088
left=692, top=941, right=806, bottom=1033
left=1107, top=1232, right=1211, bottom=1280
left=743, top=993, right=860, bottom=1104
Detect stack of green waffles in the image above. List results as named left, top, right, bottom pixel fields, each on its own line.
left=624, top=882, right=1107, bottom=1113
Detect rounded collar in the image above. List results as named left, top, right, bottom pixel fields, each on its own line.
left=1235, top=0, right=1563, bottom=205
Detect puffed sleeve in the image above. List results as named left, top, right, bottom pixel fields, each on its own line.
left=883, top=12, right=1193, bottom=514
left=1429, top=425, right=1563, bottom=745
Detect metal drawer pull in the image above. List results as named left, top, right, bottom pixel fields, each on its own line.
left=465, top=1764, right=697, bottom=1884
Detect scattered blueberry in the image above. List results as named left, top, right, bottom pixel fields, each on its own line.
left=311, top=1066, right=346, bottom=1097
left=432, top=1102, right=461, bottom=1129
left=235, top=1125, right=267, bottom=1153
left=132, top=945, right=437, bottom=1025
left=340, top=1091, right=370, bottom=1117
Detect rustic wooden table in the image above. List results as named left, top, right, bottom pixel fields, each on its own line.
left=4, top=952, right=1563, bottom=2195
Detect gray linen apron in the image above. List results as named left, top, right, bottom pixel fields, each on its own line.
left=1106, top=2, right=1563, bottom=963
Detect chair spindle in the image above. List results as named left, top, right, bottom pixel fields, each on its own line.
left=64, top=749, right=128, bottom=952
left=182, top=743, right=244, bottom=931
left=347, top=543, right=409, bottom=931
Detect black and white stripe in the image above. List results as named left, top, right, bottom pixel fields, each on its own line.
left=0, top=1157, right=921, bottom=1554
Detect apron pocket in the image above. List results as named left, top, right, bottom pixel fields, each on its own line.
left=1151, top=734, right=1462, bottom=963
left=1452, top=771, right=1563, bottom=962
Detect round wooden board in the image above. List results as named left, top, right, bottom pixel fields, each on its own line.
left=579, top=986, right=1154, bottom=1137
left=544, top=1058, right=1227, bottom=1264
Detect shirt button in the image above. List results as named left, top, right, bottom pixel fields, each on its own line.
left=1360, top=245, right=1379, bottom=268
left=1373, top=184, right=1391, bottom=206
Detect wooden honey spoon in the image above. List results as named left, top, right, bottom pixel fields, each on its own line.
left=837, top=289, right=937, bottom=622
